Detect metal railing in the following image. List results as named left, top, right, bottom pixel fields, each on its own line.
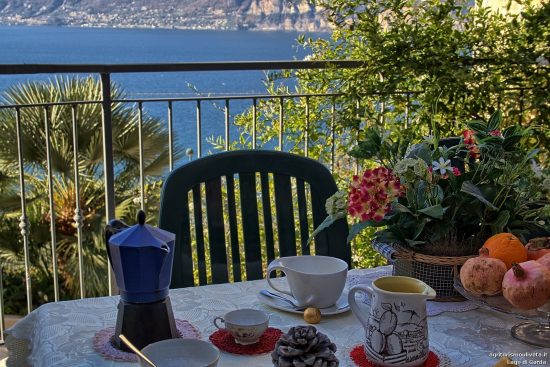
left=0, top=60, right=531, bottom=344
left=0, top=60, right=372, bottom=343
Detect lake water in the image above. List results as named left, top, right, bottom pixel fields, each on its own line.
left=0, top=26, right=326, bottom=157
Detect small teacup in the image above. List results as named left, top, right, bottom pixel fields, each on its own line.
left=213, top=309, right=268, bottom=345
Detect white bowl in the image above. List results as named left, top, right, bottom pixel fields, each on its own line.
left=139, top=338, right=220, bottom=367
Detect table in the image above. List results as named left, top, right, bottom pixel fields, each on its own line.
left=5, top=267, right=550, bottom=366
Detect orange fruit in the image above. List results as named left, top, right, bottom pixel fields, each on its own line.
left=482, top=233, right=527, bottom=270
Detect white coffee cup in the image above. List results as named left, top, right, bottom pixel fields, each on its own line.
left=213, top=308, right=269, bottom=345
left=266, top=255, right=348, bottom=308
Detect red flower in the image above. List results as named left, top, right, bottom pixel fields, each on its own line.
left=468, top=145, right=480, bottom=159
left=463, top=130, right=476, bottom=145
left=348, top=167, right=403, bottom=222
left=452, top=167, right=461, bottom=176
left=489, top=130, right=502, bottom=137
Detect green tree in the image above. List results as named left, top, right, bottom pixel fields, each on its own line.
left=300, top=0, right=548, bottom=150
left=219, top=0, right=548, bottom=267
left=0, top=77, right=178, bottom=311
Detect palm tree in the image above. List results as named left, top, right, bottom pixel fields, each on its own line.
left=0, top=76, right=179, bottom=310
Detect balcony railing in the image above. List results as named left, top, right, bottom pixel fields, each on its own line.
left=0, top=60, right=531, bottom=343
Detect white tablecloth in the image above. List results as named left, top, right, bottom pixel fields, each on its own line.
left=5, top=267, right=549, bottom=366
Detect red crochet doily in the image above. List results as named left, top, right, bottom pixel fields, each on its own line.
left=350, top=345, right=440, bottom=367
left=209, top=327, right=283, bottom=355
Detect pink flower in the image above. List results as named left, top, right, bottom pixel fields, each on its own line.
left=452, top=167, right=461, bottom=176
left=489, top=130, right=502, bottom=137
left=347, top=167, right=403, bottom=222
left=462, top=130, right=480, bottom=159
left=463, top=130, right=476, bottom=146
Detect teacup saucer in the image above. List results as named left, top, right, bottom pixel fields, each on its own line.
left=257, top=291, right=350, bottom=315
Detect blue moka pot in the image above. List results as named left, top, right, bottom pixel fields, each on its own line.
left=107, top=210, right=175, bottom=303
left=105, top=210, right=178, bottom=351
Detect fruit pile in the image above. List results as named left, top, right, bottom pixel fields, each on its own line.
left=460, top=233, right=550, bottom=310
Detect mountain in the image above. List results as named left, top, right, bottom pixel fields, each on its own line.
left=0, top=0, right=331, bottom=31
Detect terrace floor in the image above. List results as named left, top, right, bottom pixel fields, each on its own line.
left=1, top=315, right=22, bottom=362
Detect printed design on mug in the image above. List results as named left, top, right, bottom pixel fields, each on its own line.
left=365, top=301, right=428, bottom=364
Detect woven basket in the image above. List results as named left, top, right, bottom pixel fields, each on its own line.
left=373, top=242, right=476, bottom=301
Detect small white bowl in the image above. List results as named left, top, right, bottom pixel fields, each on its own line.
left=139, top=338, right=220, bottom=367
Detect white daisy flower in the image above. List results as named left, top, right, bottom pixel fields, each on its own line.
left=432, top=157, right=452, bottom=175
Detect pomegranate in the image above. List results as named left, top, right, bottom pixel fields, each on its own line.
left=526, top=237, right=550, bottom=260
left=460, top=247, right=507, bottom=296
left=537, top=253, right=550, bottom=272
left=502, top=261, right=550, bottom=310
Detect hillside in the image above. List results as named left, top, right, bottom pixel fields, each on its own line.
left=0, top=0, right=331, bottom=31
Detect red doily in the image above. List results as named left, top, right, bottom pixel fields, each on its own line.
left=350, top=345, right=440, bottom=367
left=209, top=327, right=283, bottom=355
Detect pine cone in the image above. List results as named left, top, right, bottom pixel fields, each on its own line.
left=271, top=325, right=338, bottom=367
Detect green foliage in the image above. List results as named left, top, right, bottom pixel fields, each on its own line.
left=352, top=226, right=387, bottom=269
left=0, top=77, right=178, bottom=313
left=225, top=0, right=548, bottom=264
left=359, top=111, right=549, bottom=255
left=304, top=0, right=548, bottom=156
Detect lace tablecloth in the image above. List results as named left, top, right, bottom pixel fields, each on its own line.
left=5, top=266, right=550, bottom=366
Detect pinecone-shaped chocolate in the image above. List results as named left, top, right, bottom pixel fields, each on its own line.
left=271, top=325, right=338, bottom=367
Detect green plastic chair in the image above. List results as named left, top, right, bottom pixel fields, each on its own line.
left=159, top=150, right=350, bottom=288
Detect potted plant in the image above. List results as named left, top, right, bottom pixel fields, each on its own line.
left=313, top=110, right=550, bottom=299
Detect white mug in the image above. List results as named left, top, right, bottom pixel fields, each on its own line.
left=214, top=308, right=268, bottom=345
left=348, top=276, right=436, bottom=367
left=267, top=255, right=348, bottom=308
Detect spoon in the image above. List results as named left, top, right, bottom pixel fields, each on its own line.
left=260, top=289, right=302, bottom=308
left=260, top=289, right=349, bottom=311
left=119, top=334, right=158, bottom=367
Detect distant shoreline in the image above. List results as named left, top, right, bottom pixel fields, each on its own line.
left=0, top=23, right=331, bottom=34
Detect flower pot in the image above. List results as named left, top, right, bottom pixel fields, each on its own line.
left=372, top=241, right=475, bottom=301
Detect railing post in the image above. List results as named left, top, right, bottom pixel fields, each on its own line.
left=405, top=93, right=410, bottom=128
left=224, top=99, right=230, bottom=151
left=278, top=97, right=284, bottom=151
left=71, top=104, right=86, bottom=299
left=138, top=102, right=145, bottom=211
left=304, top=96, right=310, bottom=158
left=167, top=101, right=174, bottom=171
left=100, top=73, right=118, bottom=296
left=196, top=100, right=202, bottom=158
left=354, top=99, right=360, bottom=176
left=15, top=108, right=32, bottom=315
left=331, top=98, right=336, bottom=173
left=0, top=264, right=4, bottom=343
left=252, top=98, right=257, bottom=149
left=44, top=106, right=60, bottom=302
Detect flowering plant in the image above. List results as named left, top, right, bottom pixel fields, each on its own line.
left=314, top=111, right=550, bottom=256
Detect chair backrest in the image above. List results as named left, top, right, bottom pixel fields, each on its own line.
left=159, top=150, right=350, bottom=288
